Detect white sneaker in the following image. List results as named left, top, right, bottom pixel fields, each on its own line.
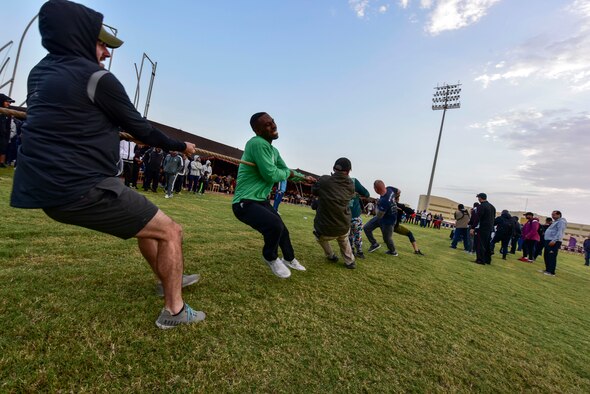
left=164, top=194, right=170, bottom=199
left=263, top=258, right=291, bottom=278
left=282, top=258, right=306, bottom=271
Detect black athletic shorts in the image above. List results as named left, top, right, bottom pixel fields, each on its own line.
left=43, top=177, right=158, bottom=239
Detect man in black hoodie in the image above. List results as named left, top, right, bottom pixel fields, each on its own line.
left=10, top=0, right=204, bottom=329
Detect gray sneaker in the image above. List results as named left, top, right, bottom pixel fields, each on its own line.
left=155, top=303, right=206, bottom=329
left=156, top=273, right=201, bottom=297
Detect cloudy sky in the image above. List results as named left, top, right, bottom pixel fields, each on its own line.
left=3, top=0, right=590, bottom=224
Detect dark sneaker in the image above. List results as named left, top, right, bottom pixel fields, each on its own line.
left=368, top=244, right=381, bottom=253
left=415, top=250, right=424, bottom=256
left=385, top=250, right=399, bottom=256
left=155, top=303, right=206, bottom=329
left=355, top=251, right=365, bottom=259
left=156, top=273, right=201, bottom=297
left=326, top=254, right=339, bottom=262
left=345, top=262, right=356, bottom=269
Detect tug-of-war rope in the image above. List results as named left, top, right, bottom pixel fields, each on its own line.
left=1, top=107, right=255, bottom=167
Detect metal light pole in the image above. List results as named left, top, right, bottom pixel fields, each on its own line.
left=423, top=82, right=461, bottom=211
left=133, top=53, right=157, bottom=118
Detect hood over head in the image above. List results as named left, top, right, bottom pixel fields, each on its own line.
left=39, top=0, right=103, bottom=62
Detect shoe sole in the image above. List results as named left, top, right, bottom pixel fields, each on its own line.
left=156, top=311, right=206, bottom=329
left=368, top=245, right=381, bottom=253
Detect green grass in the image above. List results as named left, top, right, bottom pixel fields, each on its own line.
left=1, top=168, right=590, bottom=392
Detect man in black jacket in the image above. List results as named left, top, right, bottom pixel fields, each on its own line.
left=470, top=193, right=496, bottom=264
left=10, top=0, right=204, bottom=329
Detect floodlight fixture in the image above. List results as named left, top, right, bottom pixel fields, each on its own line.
left=423, top=82, right=462, bottom=211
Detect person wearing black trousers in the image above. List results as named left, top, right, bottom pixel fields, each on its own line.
left=470, top=193, right=496, bottom=265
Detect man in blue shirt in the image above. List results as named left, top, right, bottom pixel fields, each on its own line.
left=541, top=210, right=567, bottom=276
left=363, top=180, right=399, bottom=256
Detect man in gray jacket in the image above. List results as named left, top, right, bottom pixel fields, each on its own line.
left=163, top=151, right=182, bottom=198
left=541, top=210, right=567, bottom=276
left=312, top=158, right=355, bottom=269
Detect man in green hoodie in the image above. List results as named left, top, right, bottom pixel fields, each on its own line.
left=232, top=112, right=316, bottom=279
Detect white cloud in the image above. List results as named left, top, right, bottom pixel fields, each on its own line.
left=425, top=0, right=502, bottom=35
left=349, top=0, right=370, bottom=18
left=471, top=109, right=590, bottom=190
left=399, top=0, right=410, bottom=9
left=379, top=5, right=390, bottom=13
left=475, top=0, right=590, bottom=91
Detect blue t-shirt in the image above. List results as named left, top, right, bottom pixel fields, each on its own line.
left=377, top=186, right=398, bottom=225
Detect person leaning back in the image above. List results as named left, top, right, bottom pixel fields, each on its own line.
left=10, top=0, right=204, bottom=329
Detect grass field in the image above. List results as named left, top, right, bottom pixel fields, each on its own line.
left=1, top=168, right=590, bottom=392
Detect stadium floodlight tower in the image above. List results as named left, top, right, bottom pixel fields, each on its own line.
left=423, top=82, right=461, bottom=211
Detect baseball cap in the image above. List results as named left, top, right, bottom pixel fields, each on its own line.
left=0, top=94, right=15, bottom=103
left=475, top=192, right=487, bottom=199
left=333, top=157, right=352, bottom=172
left=98, top=26, right=123, bottom=49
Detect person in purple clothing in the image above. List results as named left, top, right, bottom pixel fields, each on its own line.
left=519, top=212, right=540, bottom=263
left=583, top=235, right=590, bottom=266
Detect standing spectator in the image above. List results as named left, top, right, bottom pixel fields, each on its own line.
left=450, top=204, right=470, bottom=250
left=142, top=147, right=164, bottom=192
left=232, top=112, right=315, bottom=278
left=491, top=210, right=514, bottom=260
left=541, top=210, right=567, bottom=276
left=348, top=176, right=370, bottom=259
left=364, top=180, right=399, bottom=256
left=0, top=93, right=15, bottom=167
left=312, top=158, right=356, bottom=269
left=519, top=212, right=540, bottom=263
left=119, top=139, right=136, bottom=187
left=470, top=193, right=496, bottom=265
left=163, top=151, right=182, bottom=198
left=426, top=212, right=433, bottom=227
left=467, top=202, right=480, bottom=254
left=535, top=217, right=552, bottom=260
left=420, top=210, right=428, bottom=227
left=273, top=179, right=287, bottom=213
left=188, top=155, right=202, bottom=193
left=174, top=153, right=189, bottom=193
left=199, top=159, right=212, bottom=193
left=567, top=236, right=577, bottom=252
left=583, top=235, right=590, bottom=266
left=129, top=146, right=142, bottom=189
left=509, top=216, right=522, bottom=254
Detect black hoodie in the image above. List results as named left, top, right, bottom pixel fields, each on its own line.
left=11, top=0, right=185, bottom=208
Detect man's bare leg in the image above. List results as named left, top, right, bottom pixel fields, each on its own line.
left=136, top=210, right=184, bottom=314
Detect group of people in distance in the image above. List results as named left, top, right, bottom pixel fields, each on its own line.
left=449, top=193, right=568, bottom=276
